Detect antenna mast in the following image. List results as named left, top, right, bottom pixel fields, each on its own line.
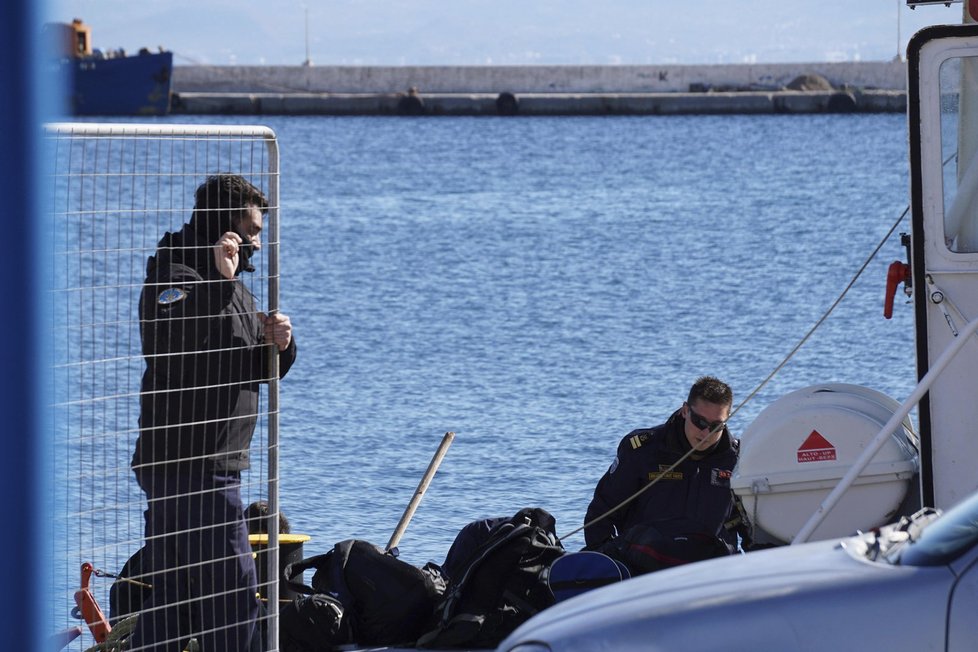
left=303, top=6, right=313, bottom=67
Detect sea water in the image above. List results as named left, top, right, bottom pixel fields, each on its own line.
left=76, top=113, right=920, bottom=570
left=253, top=113, right=917, bottom=566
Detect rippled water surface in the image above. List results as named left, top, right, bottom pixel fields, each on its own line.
left=231, top=113, right=915, bottom=566
left=88, top=113, right=922, bottom=568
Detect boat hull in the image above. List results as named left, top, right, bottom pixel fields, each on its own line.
left=65, top=51, right=173, bottom=116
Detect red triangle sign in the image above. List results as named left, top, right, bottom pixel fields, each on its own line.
left=799, top=430, right=834, bottom=451
left=797, top=430, right=837, bottom=463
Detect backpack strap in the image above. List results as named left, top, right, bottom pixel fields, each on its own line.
left=416, top=613, right=485, bottom=649
left=282, top=551, right=333, bottom=596
left=442, top=523, right=528, bottom=601
left=419, top=519, right=562, bottom=649
left=327, top=539, right=360, bottom=608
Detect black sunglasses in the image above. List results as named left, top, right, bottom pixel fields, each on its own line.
left=686, top=404, right=726, bottom=432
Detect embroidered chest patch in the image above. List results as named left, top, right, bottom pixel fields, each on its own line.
left=648, top=464, right=683, bottom=482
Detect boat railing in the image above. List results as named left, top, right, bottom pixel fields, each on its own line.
left=792, top=313, right=978, bottom=543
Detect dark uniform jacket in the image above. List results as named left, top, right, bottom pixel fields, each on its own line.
left=583, top=409, right=741, bottom=549
left=133, top=223, right=297, bottom=474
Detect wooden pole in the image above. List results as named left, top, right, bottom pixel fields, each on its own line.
left=386, top=431, right=455, bottom=552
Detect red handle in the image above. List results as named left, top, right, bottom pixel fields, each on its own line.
left=74, top=562, right=112, bottom=643
left=884, top=261, right=910, bottom=319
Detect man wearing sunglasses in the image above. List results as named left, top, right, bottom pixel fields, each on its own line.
left=583, top=376, right=748, bottom=572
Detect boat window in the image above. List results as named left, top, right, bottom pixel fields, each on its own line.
left=897, top=491, right=978, bottom=566
left=941, top=56, right=978, bottom=252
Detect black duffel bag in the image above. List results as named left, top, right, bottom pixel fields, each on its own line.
left=279, top=593, right=350, bottom=652
left=284, top=539, right=445, bottom=647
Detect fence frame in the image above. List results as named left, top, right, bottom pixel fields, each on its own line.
left=44, top=121, right=283, bottom=651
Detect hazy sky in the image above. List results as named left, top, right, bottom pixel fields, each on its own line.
left=48, top=1, right=963, bottom=66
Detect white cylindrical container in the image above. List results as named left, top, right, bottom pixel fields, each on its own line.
left=731, top=384, right=919, bottom=544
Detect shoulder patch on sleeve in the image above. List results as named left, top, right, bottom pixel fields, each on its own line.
left=157, top=287, right=189, bottom=305
left=608, top=455, right=620, bottom=474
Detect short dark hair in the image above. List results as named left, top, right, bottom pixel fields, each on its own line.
left=687, top=376, right=733, bottom=408
left=189, top=174, right=268, bottom=244
left=245, top=500, right=291, bottom=535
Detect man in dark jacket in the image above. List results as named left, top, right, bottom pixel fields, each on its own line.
left=583, top=376, right=747, bottom=572
left=131, top=174, right=297, bottom=651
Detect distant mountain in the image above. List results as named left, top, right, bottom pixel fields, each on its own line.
left=51, top=0, right=955, bottom=66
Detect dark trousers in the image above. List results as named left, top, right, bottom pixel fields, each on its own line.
left=130, top=469, right=258, bottom=652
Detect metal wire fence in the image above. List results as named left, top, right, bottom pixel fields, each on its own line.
left=43, top=122, right=282, bottom=651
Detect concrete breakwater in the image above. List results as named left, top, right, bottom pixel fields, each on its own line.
left=171, top=61, right=908, bottom=116
left=171, top=90, right=905, bottom=116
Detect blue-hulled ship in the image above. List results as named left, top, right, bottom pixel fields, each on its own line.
left=48, top=19, right=173, bottom=116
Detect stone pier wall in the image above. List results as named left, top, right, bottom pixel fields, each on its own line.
left=173, top=61, right=906, bottom=95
